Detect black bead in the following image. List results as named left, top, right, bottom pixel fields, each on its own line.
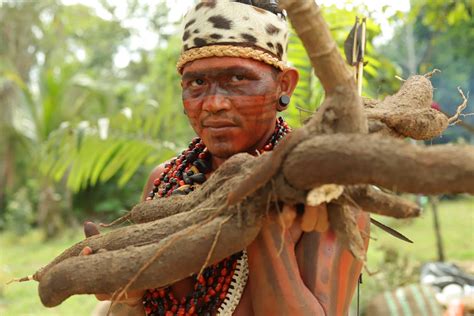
left=163, top=176, right=169, bottom=182
left=183, top=174, right=192, bottom=185
left=186, top=151, right=197, bottom=163
left=187, top=170, right=194, bottom=176
left=165, top=183, right=172, bottom=190
left=193, top=159, right=211, bottom=173
left=153, top=187, right=159, bottom=193
left=189, top=173, right=206, bottom=184
left=172, top=190, right=186, bottom=196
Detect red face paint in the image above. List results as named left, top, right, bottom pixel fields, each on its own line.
left=181, top=57, right=280, bottom=163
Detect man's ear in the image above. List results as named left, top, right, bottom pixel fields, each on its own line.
left=278, top=67, right=299, bottom=97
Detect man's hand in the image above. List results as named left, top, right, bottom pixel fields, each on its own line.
left=80, top=222, right=145, bottom=307
left=281, top=203, right=329, bottom=233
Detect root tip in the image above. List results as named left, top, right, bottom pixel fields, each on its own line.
left=6, top=275, right=34, bottom=284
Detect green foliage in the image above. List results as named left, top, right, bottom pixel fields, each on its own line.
left=285, top=6, right=400, bottom=127
left=1, top=188, right=35, bottom=234
left=42, top=103, right=178, bottom=192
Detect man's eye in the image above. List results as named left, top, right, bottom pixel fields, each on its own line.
left=191, top=79, right=205, bottom=87
left=231, top=75, right=245, bottom=82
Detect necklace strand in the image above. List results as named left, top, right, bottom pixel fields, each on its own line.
left=143, top=117, right=291, bottom=316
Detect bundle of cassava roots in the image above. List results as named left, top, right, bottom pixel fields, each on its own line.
left=14, top=0, right=473, bottom=308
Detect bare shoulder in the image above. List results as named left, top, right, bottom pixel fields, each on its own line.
left=140, top=159, right=174, bottom=201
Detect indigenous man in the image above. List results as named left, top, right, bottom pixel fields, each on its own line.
left=88, top=1, right=370, bottom=315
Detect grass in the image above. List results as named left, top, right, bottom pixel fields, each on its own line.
left=0, top=230, right=97, bottom=316
left=0, top=198, right=472, bottom=315
left=368, top=196, right=474, bottom=263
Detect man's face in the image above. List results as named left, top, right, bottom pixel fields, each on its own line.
left=181, top=57, right=280, bottom=159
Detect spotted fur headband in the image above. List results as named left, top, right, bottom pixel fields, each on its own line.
left=177, top=0, right=289, bottom=73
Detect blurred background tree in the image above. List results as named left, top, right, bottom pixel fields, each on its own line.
left=0, top=0, right=472, bottom=315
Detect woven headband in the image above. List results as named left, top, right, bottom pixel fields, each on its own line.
left=177, top=0, right=289, bottom=73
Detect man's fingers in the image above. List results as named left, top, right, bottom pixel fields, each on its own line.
left=95, top=293, right=111, bottom=301
left=313, top=204, right=329, bottom=232
left=96, top=290, right=145, bottom=305
left=301, top=205, right=319, bottom=232
left=84, top=221, right=100, bottom=238
left=80, top=246, right=93, bottom=256
left=281, top=204, right=297, bottom=228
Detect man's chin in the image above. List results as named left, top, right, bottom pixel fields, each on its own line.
left=206, top=147, right=237, bottom=159
left=203, top=141, right=242, bottom=159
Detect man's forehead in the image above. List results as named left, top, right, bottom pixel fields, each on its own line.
left=181, top=57, right=274, bottom=77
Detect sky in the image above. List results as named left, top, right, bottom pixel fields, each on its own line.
left=61, top=0, right=411, bottom=68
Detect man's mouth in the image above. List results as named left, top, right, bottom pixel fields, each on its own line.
left=202, top=119, right=237, bottom=129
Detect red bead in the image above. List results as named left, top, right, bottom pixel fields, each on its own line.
left=222, top=284, right=229, bottom=292
left=215, top=283, right=222, bottom=292
left=207, top=277, right=214, bottom=285
left=188, top=306, right=195, bottom=314
left=218, top=276, right=224, bottom=283
left=145, top=307, right=152, bottom=314
left=198, top=274, right=205, bottom=284
left=219, top=292, right=226, bottom=300
left=179, top=180, right=185, bottom=186
left=204, top=295, right=211, bottom=303
left=208, top=288, right=216, bottom=296
left=181, top=297, right=187, bottom=304
left=165, top=312, right=173, bottom=316
left=264, top=144, right=273, bottom=151
left=171, top=305, right=178, bottom=312
left=159, top=289, right=166, bottom=297
left=178, top=307, right=185, bottom=315
left=198, top=152, right=207, bottom=159
left=225, top=276, right=232, bottom=284
left=152, top=291, right=159, bottom=298
left=220, top=268, right=228, bottom=276
left=232, top=261, right=237, bottom=269
left=153, top=179, right=161, bottom=186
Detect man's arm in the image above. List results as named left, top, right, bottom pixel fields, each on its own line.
left=295, top=207, right=370, bottom=315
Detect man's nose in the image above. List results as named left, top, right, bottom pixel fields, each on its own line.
left=202, top=93, right=232, bottom=113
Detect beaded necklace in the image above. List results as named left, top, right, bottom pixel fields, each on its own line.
left=143, top=117, right=291, bottom=316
